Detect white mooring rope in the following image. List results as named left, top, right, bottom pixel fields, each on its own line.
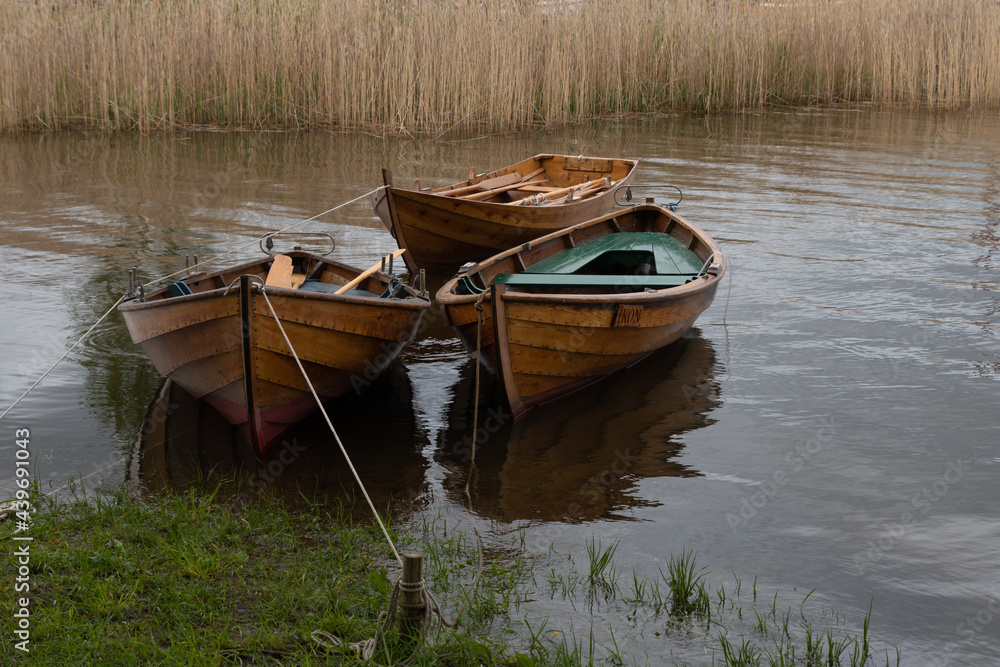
left=258, top=285, right=485, bottom=662
left=257, top=286, right=403, bottom=565
left=0, top=187, right=387, bottom=423
left=0, top=293, right=129, bottom=423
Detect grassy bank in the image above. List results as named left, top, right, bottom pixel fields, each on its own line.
left=3, top=482, right=899, bottom=665
left=1, top=0, right=997, bottom=133
left=2, top=485, right=501, bottom=664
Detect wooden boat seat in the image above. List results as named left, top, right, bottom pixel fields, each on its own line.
left=493, top=272, right=698, bottom=289
left=525, top=232, right=702, bottom=275
left=264, top=254, right=296, bottom=288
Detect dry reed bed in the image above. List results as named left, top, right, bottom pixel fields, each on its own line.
left=1, top=0, right=997, bottom=133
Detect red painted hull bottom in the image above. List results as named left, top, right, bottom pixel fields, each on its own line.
left=204, top=393, right=328, bottom=457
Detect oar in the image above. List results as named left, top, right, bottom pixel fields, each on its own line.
left=436, top=166, right=546, bottom=198
left=511, top=177, right=608, bottom=206
left=334, top=249, right=407, bottom=295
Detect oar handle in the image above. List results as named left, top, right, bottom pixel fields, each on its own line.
left=334, top=249, right=407, bottom=295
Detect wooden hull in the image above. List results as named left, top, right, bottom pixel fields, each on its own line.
left=373, top=154, right=638, bottom=272
left=120, top=252, right=429, bottom=455
left=437, top=204, right=725, bottom=418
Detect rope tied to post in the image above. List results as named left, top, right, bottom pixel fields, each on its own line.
left=311, top=538, right=484, bottom=663
left=256, top=283, right=485, bottom=661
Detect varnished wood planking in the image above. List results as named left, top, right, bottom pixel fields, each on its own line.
left=252, top=319, right=393, bottom=374
left=509, top=371, right=606, bottom=400
left=121, top=294, right=241, bottom=343
left=376, top=154, right=638, bottom=269
left=251, top=294, right=423, bottom=341
left=121, top=250, right=431, bottom=455
left=165, top=350, right=245, bottom=398
left=135, top=315, right=242, bottom=376
left=504, top=341, right=651, bottom=379
left=202, top=381, right=249, bottom=416
left=503, top=318, right=697, bottom=357
left=252, top=348, right=356, bottom=394
left=437, top=203, right=725, bottom=418
left=503, top=289, right=717, bottom=330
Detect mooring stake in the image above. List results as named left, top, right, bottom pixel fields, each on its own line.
left=399, top=551, right=426, bottom=633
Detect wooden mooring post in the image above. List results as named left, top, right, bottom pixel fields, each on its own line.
left=399, top=551, right=426, bottom=634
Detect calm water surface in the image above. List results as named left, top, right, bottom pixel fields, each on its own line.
left=1, top=112, right=998, bottom=665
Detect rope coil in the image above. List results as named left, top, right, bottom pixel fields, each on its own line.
left=310, top=534, right=484, bottom=663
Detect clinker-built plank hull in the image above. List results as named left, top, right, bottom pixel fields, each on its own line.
left=372, top=154, right=638, bottom=272
left=120, top=251, right=429, bottom=455
left=437, top=204, right=725, bottom=418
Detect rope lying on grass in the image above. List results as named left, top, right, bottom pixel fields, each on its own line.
left=311, top=533, right=484, bottom=664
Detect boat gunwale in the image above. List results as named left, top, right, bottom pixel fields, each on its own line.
left=119, top=251, right=430, bottom=313
left=391, top=153, right=639, bottom=212
left=436, top=203, right=726, bottom=308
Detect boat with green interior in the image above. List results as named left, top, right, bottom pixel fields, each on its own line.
left=437, top=203, right=726, bottom=418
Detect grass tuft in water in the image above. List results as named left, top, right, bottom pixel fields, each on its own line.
left=585, top=536, right=620, bottom=598
left=665, top=545, right=710, bottom=617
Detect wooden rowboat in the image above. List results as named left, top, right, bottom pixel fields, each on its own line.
left=119, top=248, right=430, bottom=456
left=437, top=203, right=726, bottom=419
left=372, top=154, right=638, bottom=272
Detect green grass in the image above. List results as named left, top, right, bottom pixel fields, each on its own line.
left=2, top=482, right=898, bottom=665
left=1, top=484, right=504, bottom=664
left=665, top=546, right=710, bottom=617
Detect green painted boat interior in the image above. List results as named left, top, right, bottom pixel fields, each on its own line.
left=492, top=273, right=695, bottom=289
left=453, top=232, right=705, bottom=295
left=525, top=232, right=702, bottom=275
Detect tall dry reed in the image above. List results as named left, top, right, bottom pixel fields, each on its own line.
left=1, top=0, right=997, bottom=133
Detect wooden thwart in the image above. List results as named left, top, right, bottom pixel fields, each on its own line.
left=435, top=171, right=522, bottom=197
left=436, top=167, right=548, bottom=200
left=263, top=255, right=310, bottom=290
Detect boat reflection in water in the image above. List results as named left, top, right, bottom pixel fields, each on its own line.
left=437, top=330, right=720, bottom=523
left=128, top=363, right=430, bottom=512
